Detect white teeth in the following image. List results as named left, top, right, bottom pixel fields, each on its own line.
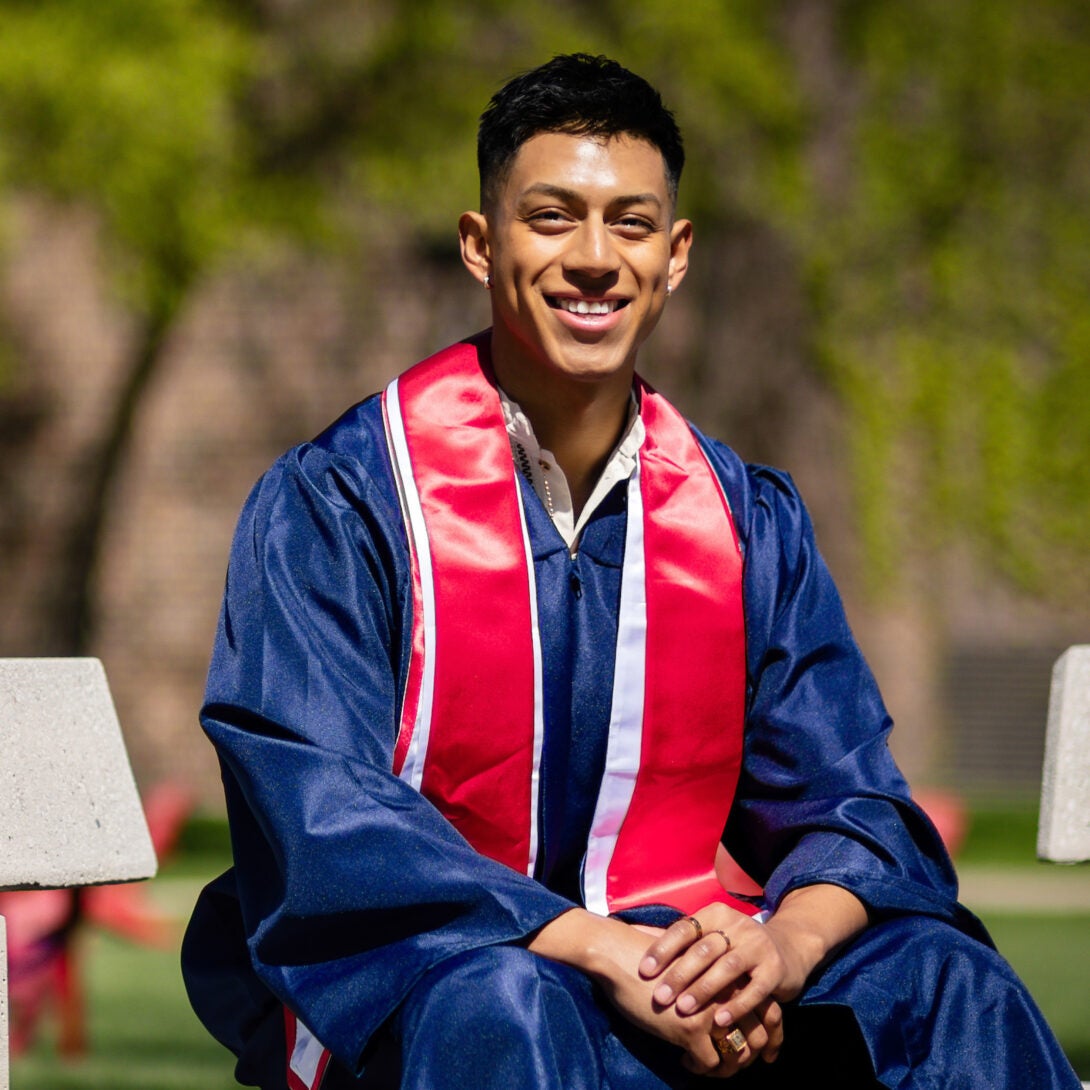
left=558, top=298, right=616, bottom=315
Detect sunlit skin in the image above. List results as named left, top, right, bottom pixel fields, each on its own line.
left=459, top=132, right=692, bottom=511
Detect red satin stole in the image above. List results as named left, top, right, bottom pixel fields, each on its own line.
left=382, top=335, right=753, bottom=917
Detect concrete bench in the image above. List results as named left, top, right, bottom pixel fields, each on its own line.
left=1038, top=645, right=1090, bottom=866
left=0, top=658, right=157, bottom=1090
left=1037, top=645, right=1089, bottom=1090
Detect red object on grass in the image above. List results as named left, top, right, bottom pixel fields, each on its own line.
left=913, top=788, right=969, bottom=859
left=0, top=782, right=193, bottom=1057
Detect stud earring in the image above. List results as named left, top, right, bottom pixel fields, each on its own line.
left=666, top=284, right=673, bottom=297
left=483, top=274, right=492, bottom=289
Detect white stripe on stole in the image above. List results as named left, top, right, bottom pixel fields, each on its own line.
left=383, top=376, right=437, bottom=791
left=583, top=461, right=648, bottom=916
left=512, top=478, right=545, bottom=877
left=383, top=376, right=546, bottom=877
left=289, top=1017, right=328, bottom=1090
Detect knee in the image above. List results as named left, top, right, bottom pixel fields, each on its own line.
left=884, top=916, right=1013, bottom=978
left=420, top=944, right=544, bottom=1000
left=401, top=944, right=583, bottom=1039
left=857, top=915, right=1024, bottom=1013
left=846, top=917, right=1076, bottom=1086
left=394, top=946, right=601, bottom=1088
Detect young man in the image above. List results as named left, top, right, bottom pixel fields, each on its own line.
left=183, top=55, right=1081, bottom=1089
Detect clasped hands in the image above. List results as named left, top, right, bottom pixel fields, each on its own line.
left=529, top=884, right=866, bottom=1078
left=627, top=902, right=804, bottom=1078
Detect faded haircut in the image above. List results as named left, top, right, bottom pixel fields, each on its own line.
left=477, top=53, right=684, bottom=210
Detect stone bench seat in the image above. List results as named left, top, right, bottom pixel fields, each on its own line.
left=0, top=658, right=157, bottom=1090
left=1037, top=645, right=1090, bottom=1089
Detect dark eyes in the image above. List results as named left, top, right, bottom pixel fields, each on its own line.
left=526, top=210, right=655, bottom=236
left=615, top=216, right=655, bottom=236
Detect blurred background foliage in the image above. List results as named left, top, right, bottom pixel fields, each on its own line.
left=813, top=1, right=1090, bottom=595
left=2, top=3, right=1088, bottom=1078
left=0, top=0, right=1087, bottom=606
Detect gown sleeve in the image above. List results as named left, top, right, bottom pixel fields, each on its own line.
left=197, top=434, right=573, bottom=1070
left=708, top=452, right=982, bottom=933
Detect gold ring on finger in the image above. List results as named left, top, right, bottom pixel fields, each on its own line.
left=711, top=1027, right=747, bottom=1059
left=711, top=929, right=731, bottom=950
left=683, top=915, right=703, bottom=941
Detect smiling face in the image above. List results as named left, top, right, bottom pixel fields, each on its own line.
left=460, top=131, right=692, bottom=402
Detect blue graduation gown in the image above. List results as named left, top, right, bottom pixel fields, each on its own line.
left=182, top=386, right=1080, bottom=1089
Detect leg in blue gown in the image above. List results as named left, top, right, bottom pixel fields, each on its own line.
left=300, top=918, right=1081, bottom=1089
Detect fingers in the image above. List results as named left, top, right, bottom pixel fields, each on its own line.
left=710, top=957, right=784, bottom=1030
left=682, top=1010, right=768, bottom=1078
left=639, top=913, right=708, bottom=978
left=673, top=922, right=787, bottom=1020
left=640, top=902, right=754, bottom=991
left=652, top=918, right=778, bottom=1015
left=753, top=996, right=784, bottom=1063
left=639, top=901, right=793, bottom=1078
left=651, top=928, right=735, bottom=1009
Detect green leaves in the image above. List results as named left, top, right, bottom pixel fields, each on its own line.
left=0, top=0, right=251, bottom=314
left=804, top=0, right=1090, bottom=598
left=0, top=0, right=1085, bottom=598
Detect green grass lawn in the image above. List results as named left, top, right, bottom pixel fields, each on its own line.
left=11, top=929, right=237, bottom=1090
left=980, top=912, right=1090, bottom=1079
left=9, top=811, right=1088, bottom=1086
left=12, top=906, right=1089, bottom=1087
left=958, top=801, right=1043, bottom=865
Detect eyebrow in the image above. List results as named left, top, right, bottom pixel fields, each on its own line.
left=517, top=183, right=664, bottom=210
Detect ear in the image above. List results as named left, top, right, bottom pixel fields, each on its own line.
left=667, top=218, right=693, bottom=294
left=459, top=211, right=492, bottom=286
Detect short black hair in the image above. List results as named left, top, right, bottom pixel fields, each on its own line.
left=477, top=53, right=684, bottom=210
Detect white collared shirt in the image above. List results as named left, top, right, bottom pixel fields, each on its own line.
left=499, top=387, right=644, bottom=555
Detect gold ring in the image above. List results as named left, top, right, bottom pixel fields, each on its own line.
left=684, top=915, right=703, bottom=941
left=711, top=1027, right=747, bottom=1059
left=711, top=929, right=731, bottom=950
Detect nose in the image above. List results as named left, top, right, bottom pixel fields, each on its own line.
left=563, top=219, right=621, bottom=281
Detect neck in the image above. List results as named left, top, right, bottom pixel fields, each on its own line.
left=491, top=355, right=633, bottom=517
